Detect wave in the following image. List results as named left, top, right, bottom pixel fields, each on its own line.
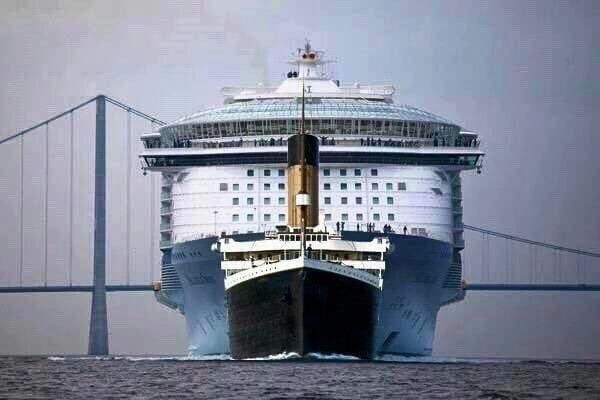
left=241, top=352, right=360, bottom=361
left=243, top=352, right=301, bottom=361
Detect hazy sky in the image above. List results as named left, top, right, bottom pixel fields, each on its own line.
left=0, top=0, right=599, bottom=358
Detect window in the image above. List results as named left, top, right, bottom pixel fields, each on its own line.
left=371, top=169, right=378, bottom=176
left=387, top=213, right=395, bottom=221
left=232, top=198, right=239, bottom=205
left=355, top=183, right=362, bottom=190
left=340, top=169, right=347, bottom=176
left=278, top=197, right=285, bottom=205
left=324, top=213, right=332, bottom=221
left=264, top=169, right=271, bottom=177
left=386, top=182, right=393, bottom=191
left=247, top=183, right=254, bottom=190
left=355, top=197, right=362, bottom=205
left=264, top=183, right=271, bottom=191
left=278, top=169, right=285, bottom=177
left=247, top=214, right=254, bottom=222
left=324, top=197, right=331, bottom=205
left=431, top=188, right=443, bottom=196
left=324, top=183, right=331, bottom=190
left=278, top=214, right=286, bottom=222
left=340, top=183, right=347, bottom=190
left=373, top=213, right=381, bottom=221
left=247, top=198, right=254, bottom=205
left=341, top=213, right=349, bottom=221
left=372, top=197, right=380, bottom=205
left=264, top=214, right=271, bottom=222
left=353, top=169, right=360, bottom=176
left=372, top=182, right=379, bottom=190
left=233, top=184, right=239, bottom=191
left=387, top=197, right=394, bottom=205
left=232, top=214, right=239, bottom=222
left=278, top=183, right=285, bottom=190
left=264, top=197, right=271, bottom=205
left=341, top=197, right=348, bottom=205
left=219, top=183, right=228, bottom=191
left=323, top=168, right=330, bottom=176
left=356, top=213, right=363, bottom=221
left=398, top=182, right=406, bottom=191
left=247, top=169, right=254, bottom=177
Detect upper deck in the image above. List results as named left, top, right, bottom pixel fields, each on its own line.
left=140, top=43, right=483, bottom=171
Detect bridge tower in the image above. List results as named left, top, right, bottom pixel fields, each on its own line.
left=88, top=96, right=108, bottom=355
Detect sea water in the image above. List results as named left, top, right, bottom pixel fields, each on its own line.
left=1, top=355, right=599, bottom=399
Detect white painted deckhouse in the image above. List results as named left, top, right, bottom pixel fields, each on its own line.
left=140, top=42, right=484, bottom=357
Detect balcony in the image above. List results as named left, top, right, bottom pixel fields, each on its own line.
left=161, top=191, right=172, bottom=201
left=160, top=205, right=172, bottom=215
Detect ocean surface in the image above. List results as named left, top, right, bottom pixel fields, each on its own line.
left=1, top=355, right=599, bottom=399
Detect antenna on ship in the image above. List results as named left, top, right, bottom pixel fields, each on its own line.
left=301, top=79, right=305, bottom=135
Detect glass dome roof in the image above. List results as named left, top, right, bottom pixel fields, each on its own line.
left=167, top=98, right=458, bottom=128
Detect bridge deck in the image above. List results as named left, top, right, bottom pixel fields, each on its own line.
left=1, top=284, right=600, bottom=293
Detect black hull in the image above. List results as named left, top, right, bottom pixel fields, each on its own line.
left=227, top=267, right=378, bottom=359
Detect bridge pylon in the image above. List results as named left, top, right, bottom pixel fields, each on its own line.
left=88, top=95, right=108, bottom=355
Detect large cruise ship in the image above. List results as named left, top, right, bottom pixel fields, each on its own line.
left=140, top=42, right=483, bottom=358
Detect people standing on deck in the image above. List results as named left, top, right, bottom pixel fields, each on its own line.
left=336, top=221, right=340, bottom=232
left=403, top=225, right=408, bottom=235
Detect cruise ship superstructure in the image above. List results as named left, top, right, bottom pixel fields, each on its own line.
left=140, top=42, right=483, bottom=357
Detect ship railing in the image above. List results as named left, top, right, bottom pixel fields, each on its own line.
left=337, top=84, right=395, bottom=97
left=222, top=260, right=267, bottom=270
left=339, top=260, right=386, bottom=270
left=172, top=232, right=218, bottom=243
left=166, top=135, right=480, bottom=151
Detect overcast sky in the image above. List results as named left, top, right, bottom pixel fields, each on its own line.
left=0, top=0, right=599, bottom=358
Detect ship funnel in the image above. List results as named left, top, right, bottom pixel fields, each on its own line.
left=287, top=133, right=319, bottom=227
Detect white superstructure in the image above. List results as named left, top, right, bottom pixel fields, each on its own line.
left=169, top=165, right=455, bottom=244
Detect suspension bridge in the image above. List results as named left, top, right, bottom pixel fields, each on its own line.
left=0, top=95, right=598, bottom=355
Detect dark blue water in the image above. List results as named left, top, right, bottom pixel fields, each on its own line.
left=1, top=356, right=599, bottom=399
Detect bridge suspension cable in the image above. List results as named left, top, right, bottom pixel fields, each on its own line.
left=0, top=95, right=166, bottom=145
left=464, top=225, right=600, bottom=258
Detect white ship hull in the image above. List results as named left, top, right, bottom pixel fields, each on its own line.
left=169, top=239, right=229, bottom=355
left=375, top=234, right=454, bottom=356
